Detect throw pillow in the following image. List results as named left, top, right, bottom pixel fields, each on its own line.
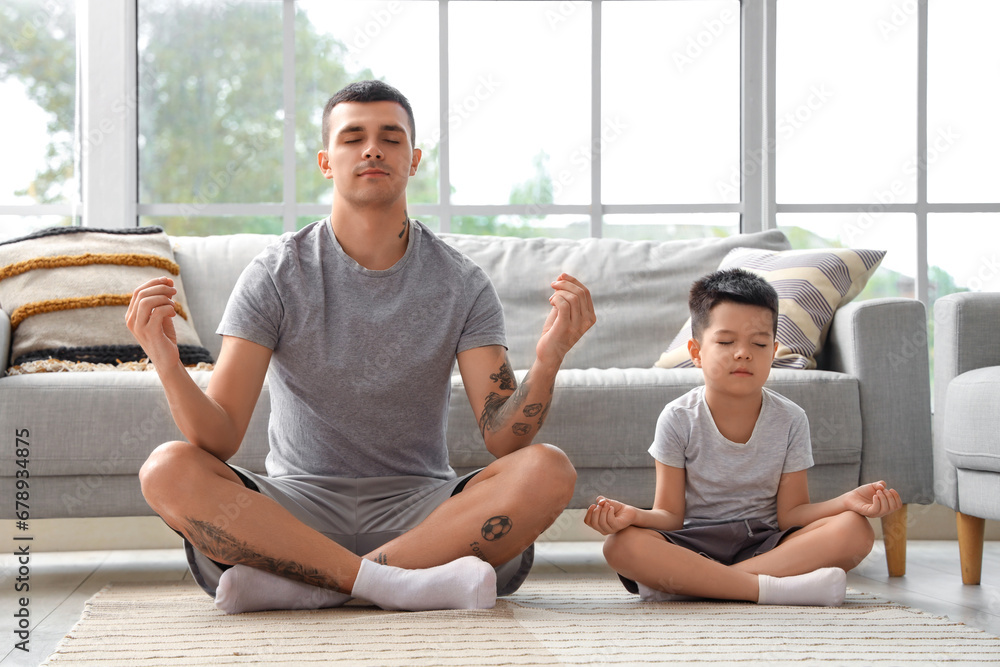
left=654, top=246, right=887, bottom=370
left=0, top=226, right=214, bottom=372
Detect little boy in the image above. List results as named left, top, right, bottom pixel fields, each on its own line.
left=585, top=268, right=901, bottom=606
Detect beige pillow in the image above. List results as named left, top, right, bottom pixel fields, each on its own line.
left=0, top=226, right=213, bottom=372
left=655, top=246, right=886, bottom=370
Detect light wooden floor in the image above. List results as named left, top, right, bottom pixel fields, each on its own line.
left=2, top=541, right=998, bottom=666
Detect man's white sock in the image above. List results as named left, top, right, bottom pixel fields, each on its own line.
left=636, top=582, right=701, bottom=602
left=757, top=567, right=847, bottom=607
left=350, top=556, right=497, bottom=611
left=214, top=564, right=351, bottom=614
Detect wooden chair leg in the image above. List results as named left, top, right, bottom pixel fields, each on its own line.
left=881, top=504, right=908, bottom=577
left=956, top=511, right=986, bottom=585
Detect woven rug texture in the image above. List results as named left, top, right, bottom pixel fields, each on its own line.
left=43, top=576, right=1000, bottom=666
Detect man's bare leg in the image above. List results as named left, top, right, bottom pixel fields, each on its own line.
left=141, top=441, right=495, bottom=612
left=214, top=443, right=576, bottom=611
left=365, top=443, right=576, bottom=569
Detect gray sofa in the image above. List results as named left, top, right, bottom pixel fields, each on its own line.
left=0, top=228, right=933, bottom=573
left=932, top=292, right=1000, bottom=584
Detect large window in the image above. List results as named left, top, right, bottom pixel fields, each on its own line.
left=133, top=0, right=742, bottom=241
left=775, top=0, right=999, bottom=313
left=2, top=0, right=998, bottom=315
left=0, top=0, right=78, bottom=238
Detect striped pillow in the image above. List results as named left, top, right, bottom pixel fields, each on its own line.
left=0, top=226, right=213, bottom=372
left=654, top=246, right=886, bottom=370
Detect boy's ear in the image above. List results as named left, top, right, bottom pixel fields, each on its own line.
left=687, top=338, right=702, bottom=368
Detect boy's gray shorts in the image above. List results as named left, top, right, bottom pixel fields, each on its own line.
left=184, top=465, right=534, bottom=598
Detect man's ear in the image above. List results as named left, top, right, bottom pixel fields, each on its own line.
left=687, top=338, right=702, bottom=368
left=318, top=149, right=334, bottom=180
left=410, top=147, right=422, bottom=176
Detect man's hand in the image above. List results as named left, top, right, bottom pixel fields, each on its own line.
left=536, top=273, right=596, bottom=368
left=584, top=496, right=637, bottom=535
left=845, top=481, right=902, bottom=519
left=125, top=276, right=181, bottom=368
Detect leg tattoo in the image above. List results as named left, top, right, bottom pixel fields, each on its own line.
left=482, top=515, right=513, bottom=541
left=182, top=516, right=347, bottom=593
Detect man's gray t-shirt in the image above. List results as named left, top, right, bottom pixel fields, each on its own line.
left=648, top=385, right=814, bottom=527
left=217, top=218, right=506, bottom=480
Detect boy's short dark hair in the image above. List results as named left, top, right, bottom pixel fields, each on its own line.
left=689, top=268, right=779, bottom=341
left=321, top=80, right=416, bottom=148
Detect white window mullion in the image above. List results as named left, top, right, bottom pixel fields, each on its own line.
left=590, top=0, right=602, bottom=238
left=740, top=0, right=767, bottom=233
left=915, top=0, right=929, bottom=306
left=79, top=0, right=137, bottom=228
left=283, top=0, right=297, bottom=233
left=438, top=0, right=451, bottom=232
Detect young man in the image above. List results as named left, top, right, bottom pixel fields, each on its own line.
left=584, top=268, right=899, bottom=606
left=127, top=80, right=596, bottom=613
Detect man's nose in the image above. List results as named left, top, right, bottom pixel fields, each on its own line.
left=364, top=144, right=383, bottom=159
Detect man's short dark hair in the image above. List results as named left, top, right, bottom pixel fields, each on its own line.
left=689, top=268, right=779, bottom=341
left=321, top=80, right=416, bottom=148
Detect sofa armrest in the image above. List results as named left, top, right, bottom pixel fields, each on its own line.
left=930, top=292, right=1000, bottom=508
left=824, top=298, right=933, bottom=503
left=0, top=308, right=10, bottom=371
left=933, top=292, right=1000, bottom=412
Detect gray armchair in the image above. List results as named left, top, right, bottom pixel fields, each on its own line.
left=933, top=292, right=1000, bottom=584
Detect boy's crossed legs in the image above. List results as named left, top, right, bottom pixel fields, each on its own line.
left=605, top=511, right=874, bottom=606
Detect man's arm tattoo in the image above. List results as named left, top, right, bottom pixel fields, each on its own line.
left=489, top=356, right=517, bottom=391
left=182, top=516, right=347, bottom=593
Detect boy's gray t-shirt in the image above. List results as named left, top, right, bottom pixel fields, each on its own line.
left=217, top=218, right=506, bottom=480
left=648, top=385, right=814, bottom=527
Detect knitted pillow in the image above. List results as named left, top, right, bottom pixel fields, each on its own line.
left=0, top=226, right=213, bottom=372
left=655, top=246, right=886, bottom=370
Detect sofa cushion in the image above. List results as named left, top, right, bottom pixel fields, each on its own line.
left=447, top=367, right=862, bottom=473
left=656, top=246, right=886, bottom=370
left=440, top=230, right=790, bottom=370
left=0, top=226, right=212, bottom=371
left=944, top=366, right=1000, bottom=473
left=0, top=371, right=270, bottom=478
left=170, top=233, right=278, bottom=361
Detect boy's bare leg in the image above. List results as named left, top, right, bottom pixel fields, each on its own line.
left=604, top=527, right=760, bottom=601
left=605, top=526, right=848, bottom=606
left=732, top=511, right=875, bottom=577
left=141, top=441, right=496, bottom=612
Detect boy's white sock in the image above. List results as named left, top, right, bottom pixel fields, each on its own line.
left=214, top=564, right=351, bottom=614
left=350, top=556, right=497, bottom=611
left=757, top=567, right=847, bottom=607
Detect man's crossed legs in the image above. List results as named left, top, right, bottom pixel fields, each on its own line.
left=139, top=441, right=576, bottom=613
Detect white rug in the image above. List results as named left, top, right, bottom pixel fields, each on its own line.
left=43, top=575, right=1000, bottom=665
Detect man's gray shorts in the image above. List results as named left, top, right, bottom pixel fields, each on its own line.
left=184, top=465, right=534, bottom=598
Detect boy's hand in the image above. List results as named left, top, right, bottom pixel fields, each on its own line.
left=847, top=481, right=902, bottom=519
left=584, top=496, right=637, bottom=535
